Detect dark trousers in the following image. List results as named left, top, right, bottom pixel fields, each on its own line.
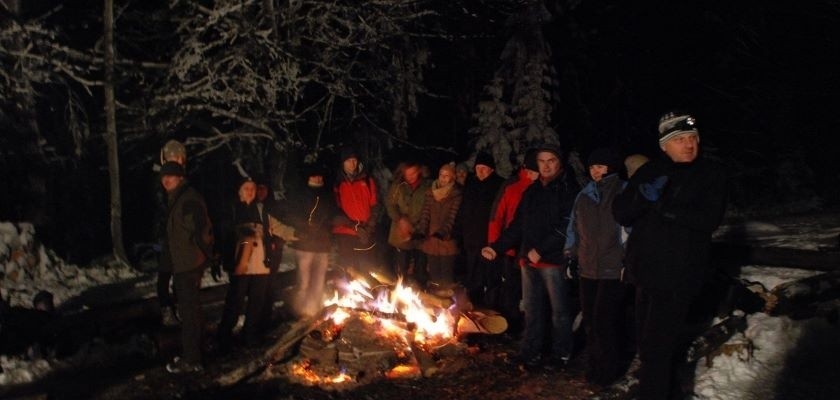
left=464, top=244, right=490, bottom=305
left=336, top=234, right=377, bottom=273
left=394, top=248, right=427, bottom=286
left=218, top=274, right=269, bottom=345
left=635, top=286, right=695, bottom=400
left=497, top=255, right=523, bottom=334
left=173, top=269, right=203, bottom=364
left=157, top=268, right=174, bottom=308
left=580, top=277, right=627, bottom=385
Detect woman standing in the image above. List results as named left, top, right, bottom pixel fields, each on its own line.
left=415, top=163, right=463, bottom=290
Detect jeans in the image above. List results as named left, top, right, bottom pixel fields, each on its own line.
left=520, top=265, right=573, bottom=361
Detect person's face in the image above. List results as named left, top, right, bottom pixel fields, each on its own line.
left=403, top=165, right=421, bottom=185
left=537, top=151, right=562, bottom=181
left=456, top=169, right=468, bottom=184
left=525, top=170, right=540, bottom=181
left=589, top=164, right=609, bottom=182
left=256, top=184, right=269, bottom=201
left=308, top=175, right=325, bottom=187
left=343, top=157, right=358, bottom=174
left=161, top=175, right=182, bottom=193
left=661, top=132, right=699, bottom=163
left=438, top=168, right=454, bottom=185
left=475, top=165, right=494, bottom=181
left=239, top=181, right=257, bottom=204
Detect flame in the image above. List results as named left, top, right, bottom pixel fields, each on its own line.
left=323, top=276, right=456, bottom=344
left=291, top=361, right=353, bottom=385
left=384, top=364, right=421, bottom=379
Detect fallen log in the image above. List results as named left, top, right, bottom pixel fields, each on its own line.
left=766, top=270, right=840, bottom=316
left=712, top=242, right=840, bottom=271
left=216, top=304, right=337, bottom=387
left=685, top=312, right=748, bottom=364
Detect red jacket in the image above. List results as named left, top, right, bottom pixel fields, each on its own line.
left=333, top=170, right=378, bottom=236
left=487, top=168, right=535, bottom=257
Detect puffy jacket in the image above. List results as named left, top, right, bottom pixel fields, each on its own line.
left=488, top=168, right=535, bottom=256
left=490, top=172, right=579, bottom=267
left=333, top=168, right=379, bottom=236
left=166, top=181, right=214, bottom=274
left=612, top=156, right=726, bottom=291
left=565, top=174, right=627, bottom=280
left=417, top=182, right=463, bottom=256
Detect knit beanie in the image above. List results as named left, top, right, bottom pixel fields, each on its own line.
left=658, top=111, right=700, bottom=146
left=340, top=146, right=359, bottom=162
left=523, top=148, right=539, bottom=172
left=474, top=152, right=496, bottom=169
left=587, top=148, right=619, bottom=171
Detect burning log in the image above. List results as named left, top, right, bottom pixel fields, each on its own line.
left=456, top=309, right=508, bottom=335
left=766, top=270, right=840, bottom=317
left=216, top=305, right=338, bottom=387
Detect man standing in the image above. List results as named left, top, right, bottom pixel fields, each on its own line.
left=161, top=161, right=214, bottom=373
left=459, top=152, right=504, bottom=305
left=333, top=147, right=381, bottom=274
left=386, top=161, right=432, bottom=285
left=481, top=144, right=579, bottom=369
left=613, top=112, right=726, bottom=399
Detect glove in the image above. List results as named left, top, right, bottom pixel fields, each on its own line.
left=431, top=230, right=446, bottom=240
left=410, top=232, right=427, bottom=241
left=210, top=255, right=223, bottom=282
left=639, top=176, right=669, bottom=202
left=564, top=257, right=579, bottom=280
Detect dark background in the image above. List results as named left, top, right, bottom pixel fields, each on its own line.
left=2, top=0, right=839, bottom=265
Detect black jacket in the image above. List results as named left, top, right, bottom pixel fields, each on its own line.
left=283, top=184, right=338, bottom=253
left=612, top=156, right=727, bottom=291
left=491, top=172, right=579, bottom=267
left=458, top=173, right=505, bottom=248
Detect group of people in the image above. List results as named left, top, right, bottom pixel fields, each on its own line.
left=155, top=110, right=726, bottom=400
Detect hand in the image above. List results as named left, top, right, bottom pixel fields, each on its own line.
left=481, top=247, right=497, bottom=260
left=410, top=232, right=426, bottom=241
left=639, top=176, right=669, bottom=202
left=431, top=230, right=446, bottom=240
left=210, top=255, right=223, bottom=282
left=564, top=257, right=578, bottom=280
left=527, top=248, right=541, bottom=264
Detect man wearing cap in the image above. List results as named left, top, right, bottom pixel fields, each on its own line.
left=160, top=161, right=214, bottom=373
left=333, top=147, right=381, bottom=274
left=486, top=149, right=539, bottom=335
left=481, top=144, right=580, bottom=370
left=458, top=152, right=505, bottom=305
left=613, top=112, right=726, bottom=399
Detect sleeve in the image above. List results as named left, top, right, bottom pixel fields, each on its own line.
left=416, top=191, right=433, bottom=234
left=657, top=164, right=727, bottom=233
left=268, top=214, right=297, bottom=241
left=365, top=178, right=381, bottom=231
left=385, top=182, right=402, bottom=221
left=183, top=197, right=213, bottom=256
left=491, top=191, right=526, bottom=255
left=487, top=186, right=509, bottom=244
left=564, top=192, right=583, bottom=254
left=441, top=191, right=463, bottom=236
left=612, top=162, right=658, bottom=227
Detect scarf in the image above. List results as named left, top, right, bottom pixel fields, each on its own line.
left=431, top=179, right=454, bottom=201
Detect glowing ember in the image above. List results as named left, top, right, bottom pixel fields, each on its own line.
left=290, top=361, right=353, bottom=385
left=384, top=364, right=421, bottom=379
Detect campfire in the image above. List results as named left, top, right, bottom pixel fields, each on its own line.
left=280, top=270, right=507, bottom=390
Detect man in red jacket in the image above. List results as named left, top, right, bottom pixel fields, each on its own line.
left=333, top=147, right=381, bottom=274
left=486, top=150, right=539, bottom=335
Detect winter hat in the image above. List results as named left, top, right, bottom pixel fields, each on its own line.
left=474, top=152, right=496, bottom=169
left=658, top=111, right=699, bottom=146
left=303, top=162, right=329, bottom=178
left=624, top=154, right=650, bottom=178
left=159, top=161, right=185, bottom=177
left=587, top=148, right=619, bottom=171
left=531, top=143, right=563, bottom=160
left=238, top=175, right=255, bottom=189
left=340, top=146, right=359, bottom=162
left=523, top=148, right=539, bottom=172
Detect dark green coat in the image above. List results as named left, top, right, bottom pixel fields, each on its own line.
left=166, top=181, right=214, bottom=274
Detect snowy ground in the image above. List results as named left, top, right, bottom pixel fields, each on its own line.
left=2, top=216, right=840, bottom=398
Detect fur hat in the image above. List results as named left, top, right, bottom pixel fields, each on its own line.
left=474, top=152, right=496, bottom=169
left=159, top=161, right=185, bottom=177
left=658, top=111, right=699, bottom=146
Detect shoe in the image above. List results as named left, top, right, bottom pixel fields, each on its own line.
left=166, top=357, right=203, bottom=374
left=161, top=306, right=180, bottom=327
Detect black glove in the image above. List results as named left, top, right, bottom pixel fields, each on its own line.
left=410, top=232, right=426, bottom=241
left=209, top=255, right=223, bottom=282
left=564, top=257, right=579, bottom=280
left=431, top=230, right=446, bottom=240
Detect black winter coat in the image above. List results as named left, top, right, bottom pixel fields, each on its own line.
left=612, top=157, right=726, bottom=292
left=283, top=184, right=338, bottom=253
left=491, top=173, right=579, bottom=267
left=458, top=173, right=505, bottom=249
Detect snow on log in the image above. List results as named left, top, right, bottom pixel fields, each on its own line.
left=765, top=270, right=840, bottom=318
left=685, top=312, right=748, bottom=364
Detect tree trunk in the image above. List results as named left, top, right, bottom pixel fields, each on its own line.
left=103, top=0, right=129, bottom=266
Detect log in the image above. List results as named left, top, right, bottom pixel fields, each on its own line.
left=685, top=312, right=748, bottom=364
left=766, top=270, right=840, bottom=316
left=712, top=242, right=840, bottom=271
left=216, top=305, right=337, bottom=387
left=456, top=309, right=508, bottom=335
